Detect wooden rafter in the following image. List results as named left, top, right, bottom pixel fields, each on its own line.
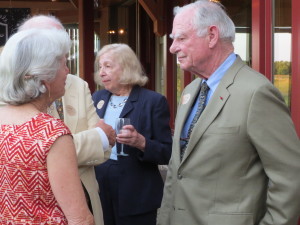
left=69, top=0, right=78, bottom=8
left=138, top=0, right=165, bottom=36
left=0, top=1, right=74, bottom=10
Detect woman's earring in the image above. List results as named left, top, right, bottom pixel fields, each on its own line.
left=48, top=88, right=51, bottom=100
left=40, top=84, right=46, bottom=93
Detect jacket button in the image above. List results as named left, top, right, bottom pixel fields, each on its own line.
left=177, top=173, right=183, bottom=179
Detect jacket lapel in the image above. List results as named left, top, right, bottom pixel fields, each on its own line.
left=173, top=78, right=202, bottom=164
left=97, top=91, right=111, bottom=118
left=180, top=56, right=246, bottom=163
left=62, top=76, right=78, bottom=132
left=119, top=86, right=139, bottom=118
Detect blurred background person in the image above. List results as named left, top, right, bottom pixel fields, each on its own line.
left=0, top=28, right=93, bottom=224
left=14, top=15, right=116, bottom=225
left=92, top=43, right=172, bottom=225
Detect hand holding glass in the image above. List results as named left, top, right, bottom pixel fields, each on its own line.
left=115, top=118, right=131, bottom=156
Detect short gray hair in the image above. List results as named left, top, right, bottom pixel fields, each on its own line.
left=0, top=28, right=71, bottom=105
left=174, top=0, right=235, bottom=42
left=94, top=43, right=148, bottom=87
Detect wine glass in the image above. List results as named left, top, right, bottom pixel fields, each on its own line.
left=115, top=118, right=131, bottom=156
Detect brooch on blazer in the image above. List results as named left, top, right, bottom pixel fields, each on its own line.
left=97, top=100, right=105, bottom=109
left=181, top=93, right=191, bottom=105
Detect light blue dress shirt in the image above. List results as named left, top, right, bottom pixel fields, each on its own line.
left=181, top=53, right=236, bottom=139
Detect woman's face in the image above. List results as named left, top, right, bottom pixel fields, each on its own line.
left=49, top=56, right=69, bottom=99
left=98, top=52, right=124, bottom=94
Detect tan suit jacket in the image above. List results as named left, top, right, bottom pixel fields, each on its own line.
left=50, top=74, right=108, bottom=225
left=157, top=56, right=300, bottom=225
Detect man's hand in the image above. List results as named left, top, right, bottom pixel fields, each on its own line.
left=95, top=119, right=116, bottom=146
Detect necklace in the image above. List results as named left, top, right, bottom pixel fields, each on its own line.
left=109, top=97, right=128, bottom=108
left=47, top=103, right=55, bottom=114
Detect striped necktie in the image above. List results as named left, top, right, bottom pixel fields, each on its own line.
left=180, top=82, right=209, bottom=161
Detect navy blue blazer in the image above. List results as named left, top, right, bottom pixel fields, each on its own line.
left=92, top=86, right=172, bottom=216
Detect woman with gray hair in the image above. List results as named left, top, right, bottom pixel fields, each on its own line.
left=92, top=43, right=172, bottom=225
left=0, top=28, right=94, bottom=225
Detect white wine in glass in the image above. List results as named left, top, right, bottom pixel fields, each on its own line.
left=115, top=118, right=131, bottom=156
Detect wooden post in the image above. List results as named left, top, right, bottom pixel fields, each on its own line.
left=78, top=0, right=95, bottom=92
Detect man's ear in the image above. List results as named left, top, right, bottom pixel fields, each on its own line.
left=207, top=25, right=219, bottom=48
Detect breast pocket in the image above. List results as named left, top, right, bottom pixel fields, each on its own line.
left=208, top=213, right=253, bottom=225
left=206, top=126, right=240, bottom=135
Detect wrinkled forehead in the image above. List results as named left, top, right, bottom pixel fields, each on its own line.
left=170, top=11, right=195, bottom=39
left=99, top=52, right=120, bottom=65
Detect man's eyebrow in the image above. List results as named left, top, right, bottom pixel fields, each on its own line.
left=169, top=32, right=183, bottom=39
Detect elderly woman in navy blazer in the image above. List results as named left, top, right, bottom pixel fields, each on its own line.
left=92, top=43, right=172, bottom=225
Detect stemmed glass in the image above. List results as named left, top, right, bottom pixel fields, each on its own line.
left=115, top=118, right=131, bottom=156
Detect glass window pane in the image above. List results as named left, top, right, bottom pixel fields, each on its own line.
left=234, top=32, right=251, bottom=65
left=66, top=25, right=79, bottom=76
left=274, top=0, right=292, bottom=107
left=228, top=0, right=252, bottom=66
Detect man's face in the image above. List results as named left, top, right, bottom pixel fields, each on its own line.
left=169, top=9, right=209, bottom=74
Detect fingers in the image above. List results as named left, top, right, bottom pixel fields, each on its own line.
left=121, top=125, right=134, bottom=131
left=95, top=120, right=116, bottom=146
left=116, top=127, right=137, bottom=144
left=117, top=125, right=134, bottom=138
left=107, top=130, right=116, bottom=146
left=116, top=130, right=146, bottom=151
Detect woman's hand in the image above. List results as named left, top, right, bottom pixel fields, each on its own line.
left=116, top=125, right=146, bottom=151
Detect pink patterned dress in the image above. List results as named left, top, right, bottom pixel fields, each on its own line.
left=0, top=113, right=71, bottom=224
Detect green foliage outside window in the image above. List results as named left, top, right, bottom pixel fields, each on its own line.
left=274, top=61, right=291, bottom=75
left=274, top=61, right=291, bottom=107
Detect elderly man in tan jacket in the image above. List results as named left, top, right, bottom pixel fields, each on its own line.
left=158, top=1, right=300, bottom=225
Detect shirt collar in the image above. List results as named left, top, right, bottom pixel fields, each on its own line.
left=205, top=53, right=236, bottom=92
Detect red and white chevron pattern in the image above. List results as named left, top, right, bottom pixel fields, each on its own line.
left=0, top=113, right=71, bottom=224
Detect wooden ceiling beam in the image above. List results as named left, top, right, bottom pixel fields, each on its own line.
left=52, top=10, right=78, bottom=23
left=138, top=0, right=165, bottom=36
left=69, top=0, right=78, bottom=9
left=0, top=1, right=74, bottom=10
